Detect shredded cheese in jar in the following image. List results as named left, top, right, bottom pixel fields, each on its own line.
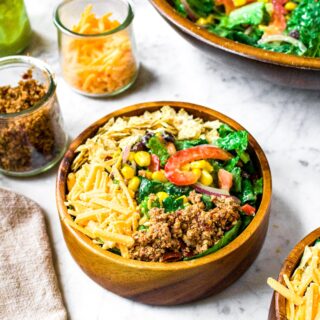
left=61, top=4, right=138, bottom=95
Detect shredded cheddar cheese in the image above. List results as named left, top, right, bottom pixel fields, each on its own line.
left=268, top=241, right=320, bottom=320
left=62, top=4, right=137, bottom=95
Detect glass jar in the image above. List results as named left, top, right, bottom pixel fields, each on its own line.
left=0, top=0, right=32, bottom=57
left=53, top=0, right=139, bottom=98
left=0, top=56, right=67, bottom=177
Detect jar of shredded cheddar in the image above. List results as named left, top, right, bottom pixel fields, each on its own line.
left=53, top=0, right=139, bottom=97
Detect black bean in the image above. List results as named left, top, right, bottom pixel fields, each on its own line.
left=289, top=29, right=300, bottom=39
left=162, top=131, right=175, bottom=143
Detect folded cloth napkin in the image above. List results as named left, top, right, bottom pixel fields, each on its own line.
left=0, top=187, right=67, bottom=320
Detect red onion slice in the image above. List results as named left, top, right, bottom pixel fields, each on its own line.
left=181, top=0, right=199, bottom=21
left=122, top=144, right=131, bottom=164
left=194, top=182, right=240, bottom=203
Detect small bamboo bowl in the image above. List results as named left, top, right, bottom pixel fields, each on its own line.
left=268, top=227, right=320, bottom=319
left=56, top=101, right=272, bottom=305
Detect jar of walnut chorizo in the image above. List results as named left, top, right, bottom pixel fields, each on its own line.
left=0, top=56, right=67, bottom=176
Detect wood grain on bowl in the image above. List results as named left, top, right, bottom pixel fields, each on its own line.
left=149, top=0, right=320, bottom=90
left=56, top=101, right=272, bottom=305
left=269, top=227, right=320, bottom=320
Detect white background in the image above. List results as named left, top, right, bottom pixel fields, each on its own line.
left=1, top=0, right=320, bottom=319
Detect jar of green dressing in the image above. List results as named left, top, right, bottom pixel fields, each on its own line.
left=0, top=0, right=32, bottom=57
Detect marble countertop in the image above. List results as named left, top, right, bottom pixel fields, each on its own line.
left=2, top=0, right=320, bottom=319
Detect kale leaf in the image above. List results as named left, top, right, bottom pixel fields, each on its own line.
left=216, top=130, right=249, bottom=157
left=137, top=178, right=163, bottom=203
left=286, top=0, right=320, bottom=57
left=147, top=136, right=170, bottom=166
left=175, top=138, right=208, bottom=150
left=163, top=196, right=184, bottom=212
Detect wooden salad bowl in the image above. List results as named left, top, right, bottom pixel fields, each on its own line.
left=56, top=101, right=272, bottom=305
left=268, top=227, right=320, bottom=320
left=149, top=0, right=320, bottom=90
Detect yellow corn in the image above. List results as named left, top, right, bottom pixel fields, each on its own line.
left=233, top=0, right=247, bottom=7
left=192, top=168, right=202, bottom=181
left=152, top=170, right=167, bottom=182
left=285, top=1, right=297, bottom=10
left=200, top=170, right=213, bottom=186
left=146, top=171, right=153, bottom=179
left=134, top=151, right=151, bottom=167
left=190, top=160, right=213, bottom=172
left=121, top=165, right=135, bottom=179
left=196, top=14, right=214, bottom=26
left=156, top=191, right=169, bottom=204
left=128, top=177, right=140, bottom=192
left=128, top=152, right=135, bottom=162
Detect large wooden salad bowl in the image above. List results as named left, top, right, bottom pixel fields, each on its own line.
left=269, top=227, right=320, bottom=319
left=149, top=0, right=320, bottom=90
left=56, top=101, right=272, bottom=305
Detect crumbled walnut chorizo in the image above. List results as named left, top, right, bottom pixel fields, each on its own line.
left=0, top=69, right=65, bottom=173
left=129, top=191, right=241, bottom=262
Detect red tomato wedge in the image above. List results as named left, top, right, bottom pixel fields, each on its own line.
left=164, top=145, right=232, bottom=186
left=264, top=0, right=287, bottom=35
left=148, top=154, right=160, bottom=172
left=218, top=169, right=233, bottom=191
left=241, top=204, right=256, bottom=216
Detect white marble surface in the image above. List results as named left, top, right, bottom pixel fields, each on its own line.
left=1, top=0, right=320, bottom=319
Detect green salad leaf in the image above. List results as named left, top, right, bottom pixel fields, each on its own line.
left=164, top=182, right=192, bottom=197
left=175, top=138, right=208, bottom=150
left=202, top=194, right=214, bottom=210
left=147, top=136, right=170, bottom=166
left=137, top=178, right=192, bottom=203
left=171, top=0, right=187, bottom=16
left=217, top=130, right=249, bottom=158
left=184, top=220, right=242, bottom=260
left=137, top=178, right=163, bottom=203
left=286, top=0, right=320, bottom=57
left=226, top=2, right=269, bottom=28
left=240, top=178, right=263, bottom=204
left=163, top=196, right=184, bottom=212
left=187, top=0, right=214, bottom=17
left=231, top=167, right=242, bottom=193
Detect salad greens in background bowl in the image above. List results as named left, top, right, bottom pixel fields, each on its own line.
left=56, top=101, right=272, bottom=305
left=149, top=0, right=320, bottom=90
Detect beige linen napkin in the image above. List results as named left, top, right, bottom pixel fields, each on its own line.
left=0, top=187, right=67, bottom=320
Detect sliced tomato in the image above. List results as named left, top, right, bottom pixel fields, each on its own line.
left=148, top=154, right=160, bottom=172
left=164, top=145, right=232, bottom=186
left=264, top=0, right=287, bottom=35
left=241, top=204, right=256, bottom=216
left=218, top=169, right=233, bottom=191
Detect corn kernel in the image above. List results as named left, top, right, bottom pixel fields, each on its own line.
left=146, top=171, right=153, bottom=179
left=181, top=163, right=191, bottom=171
left=285, top=1, right=297, bottom=10
left=152, top=170, right=167, bottom=182
left=128, top=177, right=140, bottom=192
left=128, top=152, right=135, bottom=162
left=121, top=165, right=135, bottom=179
left=134, top=151, right=151, bottom=167
left=190, top=160, right=213, bottom=172
left=233, top=0, right=247, bottom=7
left=192, top=168, right=202, bottom=181
left=196, top=14, right=214, bottom=26
left=156, top=191, right=169, bottom=204
left=200, top=170, right=213, bottom=186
